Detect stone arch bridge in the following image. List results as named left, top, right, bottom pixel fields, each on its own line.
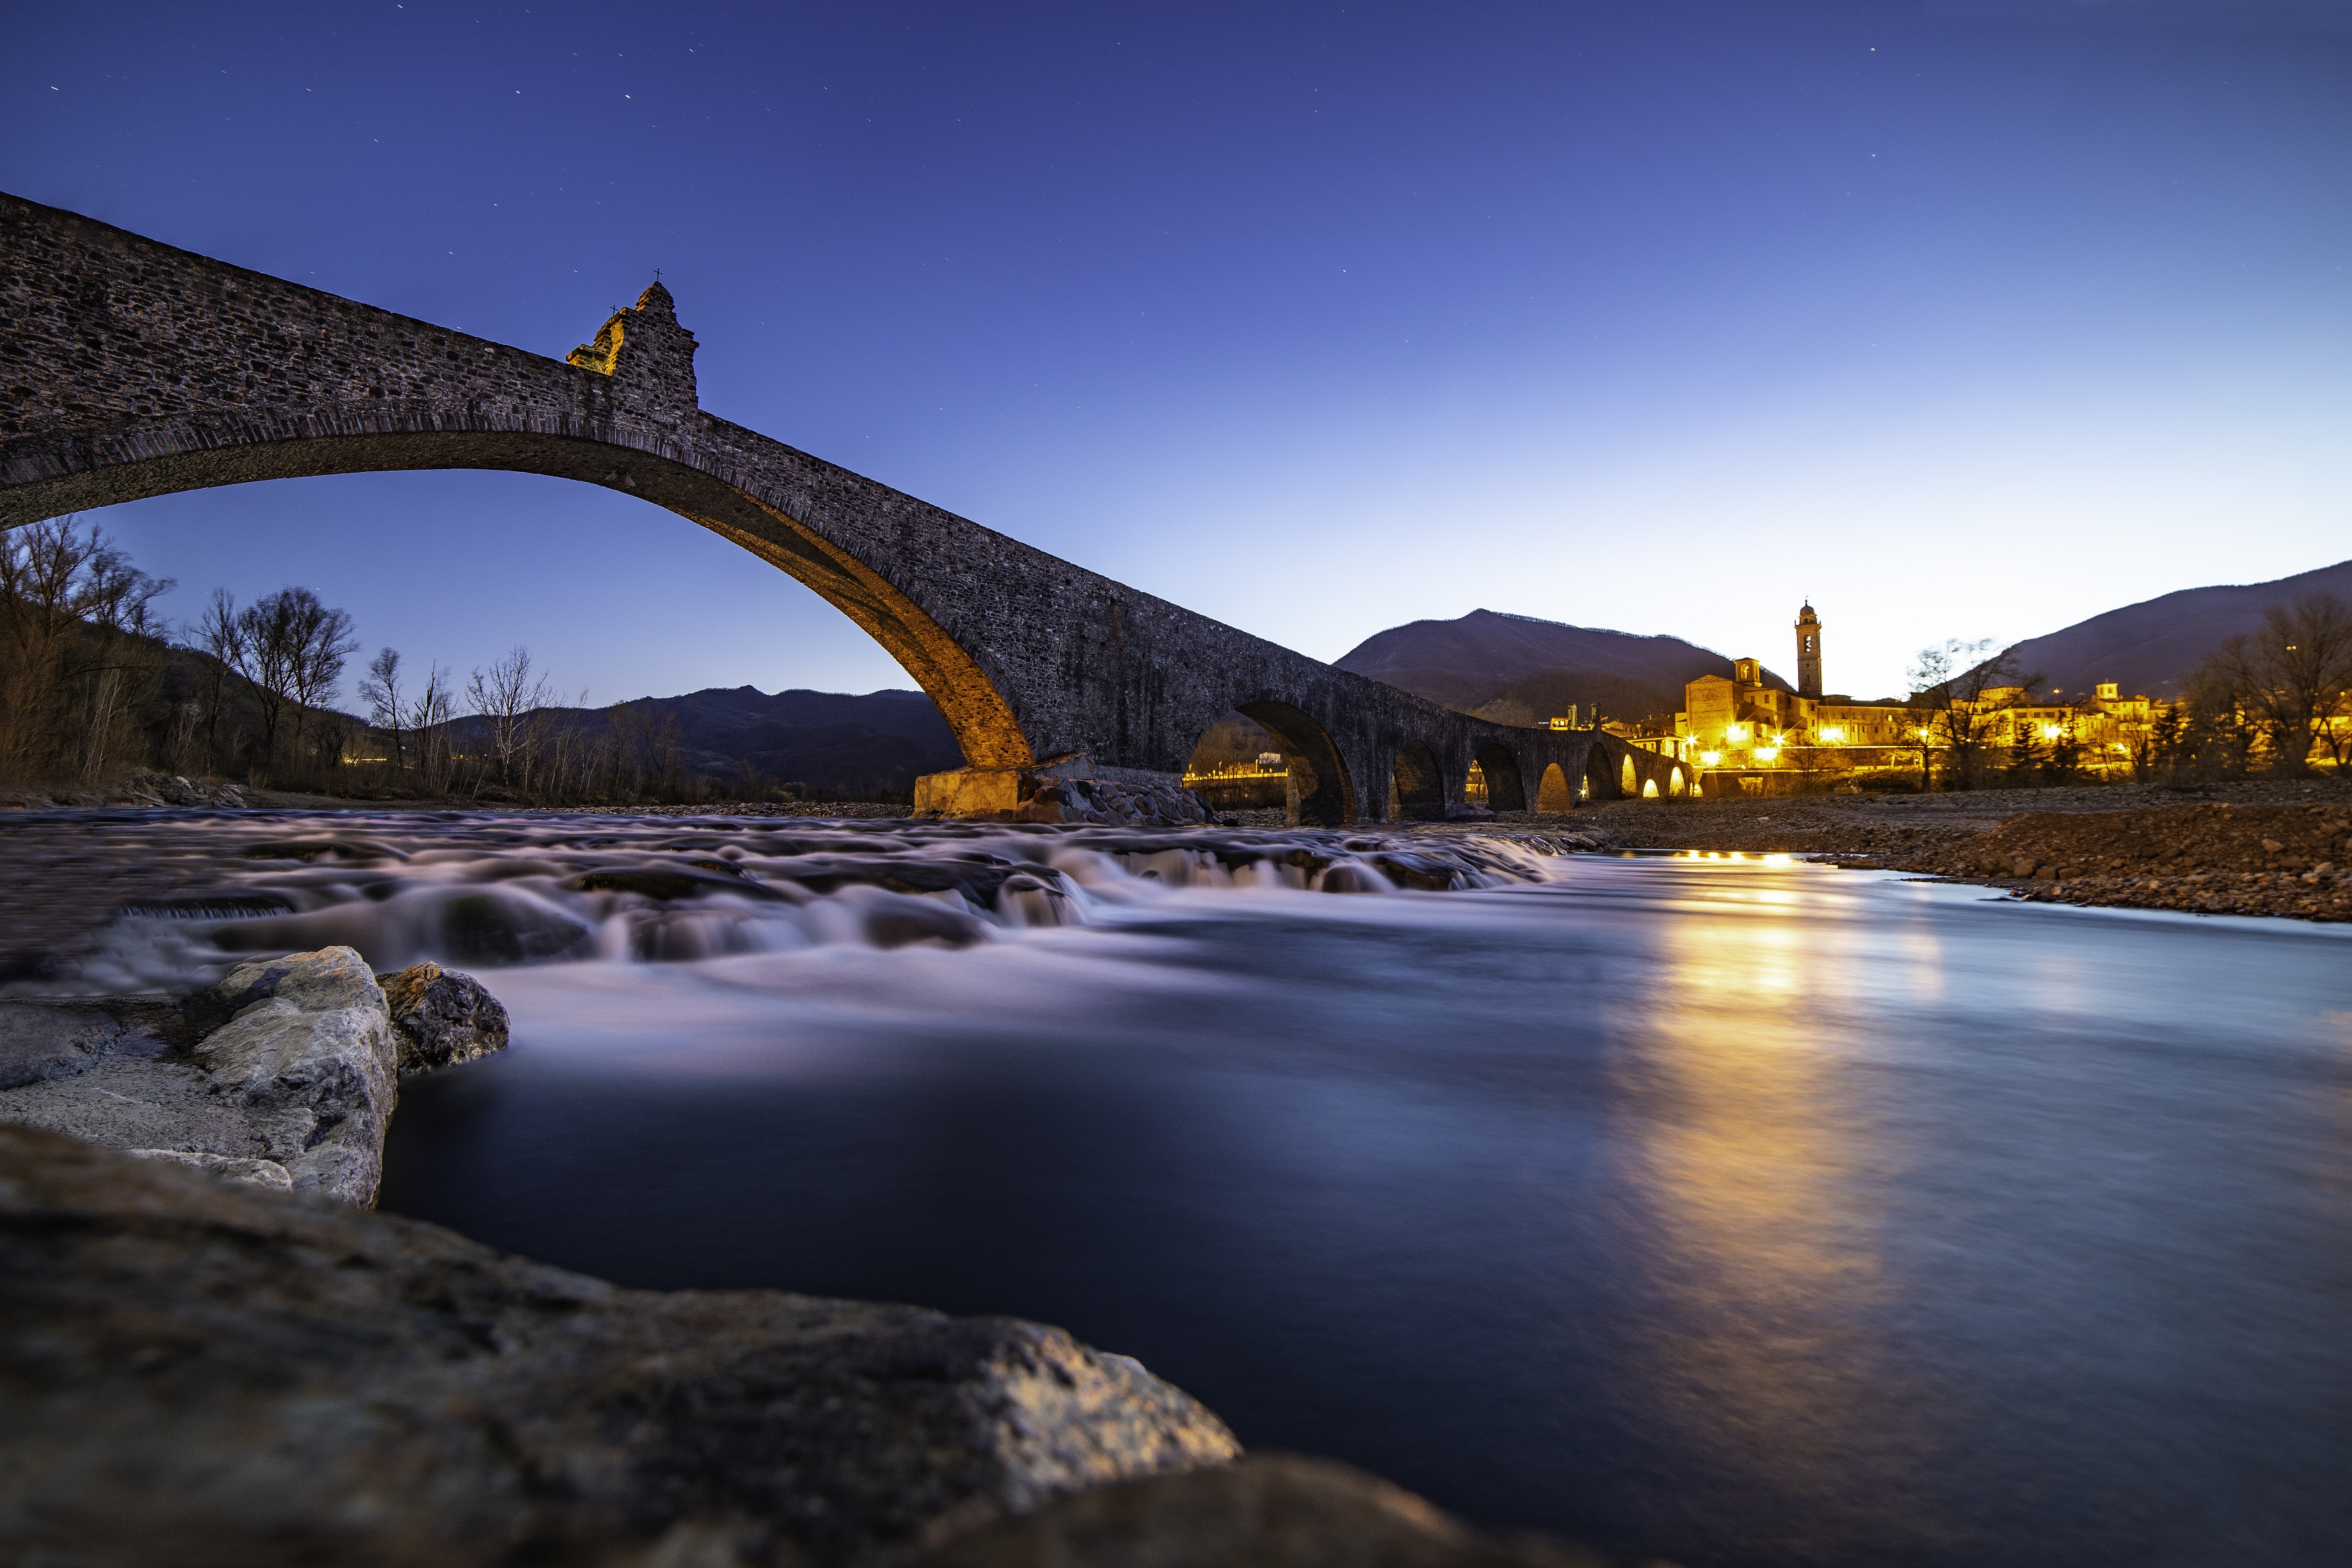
left=0, top=195, right=1688, bottom=824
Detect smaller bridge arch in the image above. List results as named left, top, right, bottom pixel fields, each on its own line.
left=1471, top=742, right=1526, bottom=813
left=1236, top=700, right=1356, bottom=828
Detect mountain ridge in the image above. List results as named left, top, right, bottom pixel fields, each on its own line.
left=440, top=685, right=961, bottom=795
left=1332, top=608, right=1792, bottom=716
left=1997, top=558, right=2352, bottom=699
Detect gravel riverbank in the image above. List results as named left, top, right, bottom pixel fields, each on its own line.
left=1422, top=779, right=2352, bottom=923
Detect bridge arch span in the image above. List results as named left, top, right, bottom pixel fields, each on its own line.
left=8, top=406, right=1042, bottom=770
left=3, top=193, right=1611, bottom=826
left=1228, top=700, right=1356, bottom=827
left=1536, top=762, right=1572, bottom=813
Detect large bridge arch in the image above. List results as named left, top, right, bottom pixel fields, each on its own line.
left=1, top=193, right=1610, bottom=824
left=11, top=404, right=1042, bottom=771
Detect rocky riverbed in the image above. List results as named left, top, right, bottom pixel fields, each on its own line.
left=1421, top=780, right=2352, bottom=923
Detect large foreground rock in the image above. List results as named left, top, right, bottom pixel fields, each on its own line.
left=0, top=1125, right=1240, bottom=1567
left=0, top=946, right=398, bottom=1204
left=915, top=1454, right=1612, bottom=1568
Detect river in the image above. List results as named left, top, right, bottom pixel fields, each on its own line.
left=8, top=809, right=2350, bottom=1566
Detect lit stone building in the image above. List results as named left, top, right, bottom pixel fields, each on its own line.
left=1670, top=605, right=2186, bottom=793
left=1974, top=683, right=2159, bottom=773
left=1668, top=605, right=1919, bottom=791
left=1671, top=600, right=2352, bottom=787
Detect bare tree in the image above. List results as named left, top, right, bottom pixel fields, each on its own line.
left=0, top=516, right=171, bottom=783
left=289, top=601, right=360, bottom=773
left=467, top=647, right=555, bottom=789
left=2191, top=593, right=2352, bottom=777
left=406, top=665, right=457, bottom=794
left=1906, top=639, right=2039, bottom=790
left=189, top=589, right=247, bottom=775
left=72, top=540, right=169, bottom=786
left=357, top=647, right=408, bottom=774
left=228, top=588, right=359, bottom=784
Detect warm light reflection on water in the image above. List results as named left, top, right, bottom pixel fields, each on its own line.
left=1608, top=874, right=1930, bottom=1554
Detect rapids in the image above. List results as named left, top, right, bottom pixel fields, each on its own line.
left=0, top=810, right=1572, bottom=994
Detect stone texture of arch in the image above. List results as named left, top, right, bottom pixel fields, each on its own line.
left=1, top=193, right=1627, bottom=824
left=1389, top=740, right=1445, bottom=821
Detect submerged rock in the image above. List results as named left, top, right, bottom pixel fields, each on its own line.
left=1019, top=777, right=1214, bottom=828
left=0, top=1125, right=1240, bottom=1567
left=376, top=960, right=511, bottom=1074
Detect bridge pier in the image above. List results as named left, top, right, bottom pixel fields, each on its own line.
left=912, top=757, right=1206, bottom=824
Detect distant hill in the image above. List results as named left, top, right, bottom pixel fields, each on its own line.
left=447, top=686, right=962, bottom=795
left=1467, top=669, right=1687, bottom=729
left=1334, top=608, right=1784, bottom=715
left=2002, top=558, right=2352, bottom=698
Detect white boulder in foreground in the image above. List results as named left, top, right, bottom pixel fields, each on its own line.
left=0, top=947, right=420, bottom=1206
left=198, top=947, right=400, bottom=1202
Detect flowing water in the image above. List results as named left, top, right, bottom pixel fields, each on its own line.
left=7, top=809, right=2351, bottom=1567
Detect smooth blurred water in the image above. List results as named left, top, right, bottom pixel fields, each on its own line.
left=16, top=813, right=2352, bottom=1565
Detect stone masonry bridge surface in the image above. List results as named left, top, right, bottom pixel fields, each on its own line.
left=1, top=194, right=1687, bottom=823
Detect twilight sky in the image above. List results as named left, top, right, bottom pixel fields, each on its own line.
left=6, top=1, right=2349, bottom=708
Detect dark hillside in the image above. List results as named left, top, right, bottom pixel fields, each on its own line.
left=1334, top=608, right=1784, bottom=711
left=2001, top=558, right=2352, bottom=698
left=1469, top=670, right=1684, bottom=730
left=441, top=686, right=961, bottom=795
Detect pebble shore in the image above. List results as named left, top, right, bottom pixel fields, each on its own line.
left=1491, top=780, right=2352, bottom=923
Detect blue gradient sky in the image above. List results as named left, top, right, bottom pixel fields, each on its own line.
left=6, top=1, right=2348, bottom=706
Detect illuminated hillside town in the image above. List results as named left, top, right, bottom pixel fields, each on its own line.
left=1607, top=603, right=2341, bottom=797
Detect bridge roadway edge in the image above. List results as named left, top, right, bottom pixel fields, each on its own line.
left=0, top=193, right=1686, bottom=822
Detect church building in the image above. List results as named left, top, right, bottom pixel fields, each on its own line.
left=1672, top=603, right=1916, bottom=791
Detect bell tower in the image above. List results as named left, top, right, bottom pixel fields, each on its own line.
left=1795, top=601, right=1822, bottom=699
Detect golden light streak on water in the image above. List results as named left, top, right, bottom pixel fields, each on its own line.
left=1603, top=880, right=1941, bottom=1549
